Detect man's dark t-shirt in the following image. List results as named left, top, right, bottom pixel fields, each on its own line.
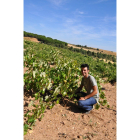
left=81, top=74, right=99, bottom=102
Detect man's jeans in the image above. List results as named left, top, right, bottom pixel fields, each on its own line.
left=76, top=92, right=97, bottom=111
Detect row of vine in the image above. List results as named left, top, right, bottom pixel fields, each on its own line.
left=24, top=40, right=115, bottom=135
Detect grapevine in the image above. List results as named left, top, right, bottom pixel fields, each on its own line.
left=24, top=40, right=115, bottom=134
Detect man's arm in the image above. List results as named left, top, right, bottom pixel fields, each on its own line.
left=79, top=85, right=97, bottom=100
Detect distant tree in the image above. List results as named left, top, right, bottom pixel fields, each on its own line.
left=55, top=44, right=58, bottom=47
left=69, top=47, right=73, bottom=51
left=87, top=50, right=92, bottom=56
left=24, top=31, right=68, bottom=47
left=92, top=51, right=95, bottom=56
left=112, top=56, right=116, bottom=62
left=60, top=44, right=65, bottom=48
left=97, top=52, right=102, bottom=58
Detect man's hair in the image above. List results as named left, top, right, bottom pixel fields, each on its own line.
left=81, top=64, right=89, bottom=70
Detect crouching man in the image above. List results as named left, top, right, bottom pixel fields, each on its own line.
left=75, top=64, right=99, bottom=114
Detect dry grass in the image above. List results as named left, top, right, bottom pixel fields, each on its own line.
left=68, top=44, right=116, bottom=57
left=24, top=37, right=40, bottom=43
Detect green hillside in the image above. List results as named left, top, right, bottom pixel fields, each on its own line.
left=24, top=31, right=116, bottom=62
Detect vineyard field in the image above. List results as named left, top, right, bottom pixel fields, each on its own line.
left=24, top=39, right=116, bottom=139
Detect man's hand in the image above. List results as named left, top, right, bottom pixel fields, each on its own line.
left=79, top=97, right=85, bottom=100
left=79, top=86, right=98, bottom=101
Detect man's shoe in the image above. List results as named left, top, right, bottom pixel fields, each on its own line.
left=84, top=110, right=91, bottom=114
left=83, top=106, right=94, bottom=114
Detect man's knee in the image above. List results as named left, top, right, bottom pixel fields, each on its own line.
left=78, top=100, right=84, bottom=107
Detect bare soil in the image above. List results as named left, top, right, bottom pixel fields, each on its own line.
left=24, top=82, right=116, bottom=140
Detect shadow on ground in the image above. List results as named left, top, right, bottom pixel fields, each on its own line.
left=24, top=87, right=34, bottom=98
left=59, top=98, right=85, bottom=113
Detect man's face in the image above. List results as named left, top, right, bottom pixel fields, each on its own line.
left=81, top=67, right=89, bottom=77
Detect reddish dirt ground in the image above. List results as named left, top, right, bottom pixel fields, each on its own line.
left=24, top=82, right=116, bottom=140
